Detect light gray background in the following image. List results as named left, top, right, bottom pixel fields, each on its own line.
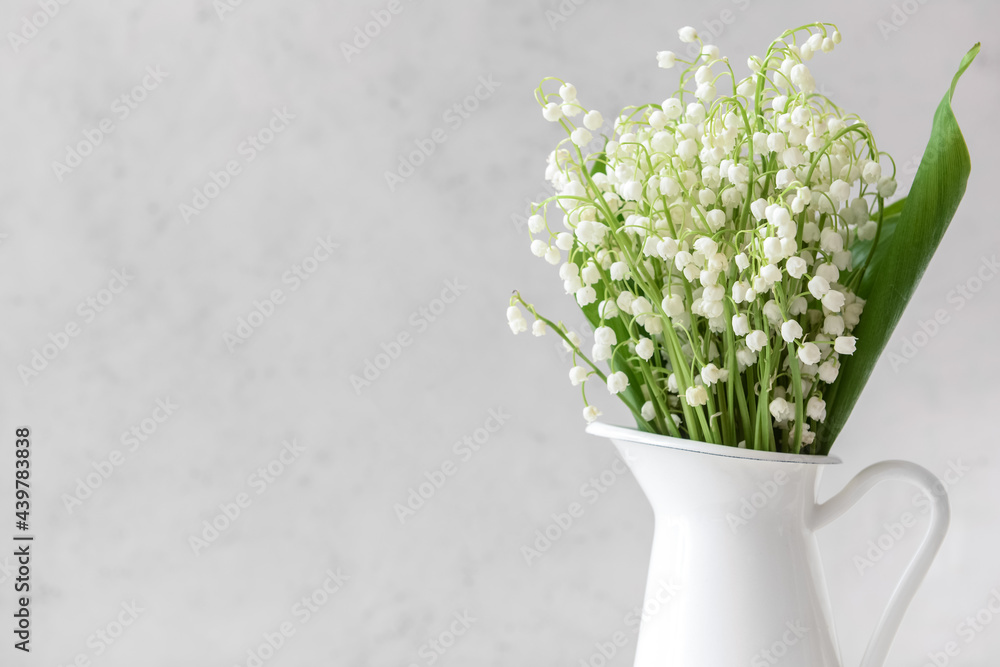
left=0, top=0, right=997, bottom=665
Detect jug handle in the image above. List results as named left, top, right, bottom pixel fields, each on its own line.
left=811, top=460, right=950, bottom=667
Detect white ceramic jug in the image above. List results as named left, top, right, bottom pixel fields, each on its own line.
left=586, top=422, right=950, bottom=667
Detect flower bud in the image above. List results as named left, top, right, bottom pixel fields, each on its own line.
left=594, top=326, right=617, bottom=346
left=818, top=361, right=839, bottom=383
left=678, top=26, right=699, bottom=43
left=571, top=127, right=593, bottom=147
left=607, top=371, right=629, bottom=394
left=769, top=397, right=793, bottom=422
left=584, top=110, right=604, bottom=131
left=822, top=289, right=845, bottom=312
left=732, top=281, right=748, bottom=304
left=785, top=256, right=807, bottom=279
left=636, top=338, right=655, bottom=360
left=834, top=336, right=857, bottom=355
left=781, top=320, right=804, bottom=342
left=576, top=286, right=597, bottom=306
left=662, top=294, right=684, bottom=318
left=761, top=263, right=782, bottom=285
left=862, top=161, right=882, bottom=184
left=685, top=385, right=709, bottom=406
left=798, top=342, right=821, bottom=365
left=657, top=51, right=677, bottom=69
left=815, top=262, right=840, bottom=283
left=662, top=97, right=683, bottom=119
left=701, top=363, right=724, bottom=385
left=823, top=314, right=845, bottom=335
left=808, top=276, right=831, bottom=299
left=745, top=330, right=768, bottom=352
left=806, top=396, right=827, bottom=421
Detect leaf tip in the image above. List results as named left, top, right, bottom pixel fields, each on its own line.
left=949, top=43, right=980, bottom=101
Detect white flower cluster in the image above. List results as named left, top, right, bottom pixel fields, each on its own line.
left=509, top=23, right=897, bottom=454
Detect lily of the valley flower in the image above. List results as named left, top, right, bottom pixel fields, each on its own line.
left=511, top=22, right=892, bottom=453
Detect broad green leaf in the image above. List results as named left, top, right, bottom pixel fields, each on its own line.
left=818, top=44, right=979, bottom=453
left=850, top=197, right=905, bottom=297
left=850, top=197, right=905, bottom=279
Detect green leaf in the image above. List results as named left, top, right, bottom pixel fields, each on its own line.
left=850, top=197, right=905, bottom=278
left=818, top=44, right=979, bottom=454
left=589, top=147, right=609, bottom=176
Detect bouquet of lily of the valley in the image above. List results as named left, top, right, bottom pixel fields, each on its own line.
left=508, top=22, right=977, bottom=455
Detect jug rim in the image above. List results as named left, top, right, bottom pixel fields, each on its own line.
left=586, top=422, right=841, bottom=465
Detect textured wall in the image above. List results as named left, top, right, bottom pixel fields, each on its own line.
left=0, top=0, right=997, bottom=665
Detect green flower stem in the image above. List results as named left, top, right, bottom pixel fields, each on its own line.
left=772, top=283, right=803, bottom=453
left=695, top=398, right=716, bottom=445
left=714, top=378, right=734, bottom=447
left=637, top=358, right=680, bottom=438
left=702, top=383, right=724, bottom=445
left=723, top=300, right=753, bottom=446
left=662, top=323, right=704, bottom=441
left=744, top=363, right=759, bottom=448
left=787, top=352, right=805, bottom=454
left=569, top=145, right=699, bottom=437
left=514, top=296, right=647, bottom=425
left=570, top=144, right=708, bottom=438
left=755, top=345, right=777, bottom=451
